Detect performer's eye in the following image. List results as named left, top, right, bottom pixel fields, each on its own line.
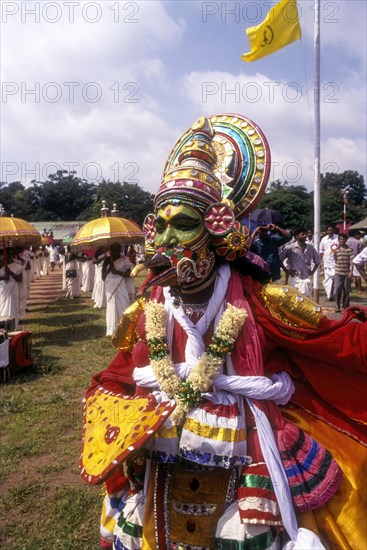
left=155, top=223, right=166, bottom=234
left=176, top=220, right=201, bottom=231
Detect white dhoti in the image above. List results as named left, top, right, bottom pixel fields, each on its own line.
left=105, top=257, right=131, bottom=337
left=65, top=261, right=81, bottom=299
left=289, top=276, right=312, bottom=297
left=81, top=261, right=95, bottom=293
left=92, top=263, right=106, bottom=309
left=323, top=267, right=335, bottom=299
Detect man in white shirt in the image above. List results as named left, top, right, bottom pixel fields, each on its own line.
left=319, top=225, right=339, bottom=300
left=353, top=247, right=367, bottom=283
left=347, top=229, right=363, bottom=293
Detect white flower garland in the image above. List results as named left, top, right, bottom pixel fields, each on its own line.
left=145, top=301, right=247, bottom=425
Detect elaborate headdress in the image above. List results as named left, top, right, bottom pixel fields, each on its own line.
left=154, top=116, right=222, bottom=213
left=144, top=113, right=270, bottom=261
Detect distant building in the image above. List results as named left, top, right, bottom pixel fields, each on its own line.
left=32, top=221, right=86, bottom=242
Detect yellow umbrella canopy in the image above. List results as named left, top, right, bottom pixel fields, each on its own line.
left=71, top=216, right=144, bottom=249
left=0, top=216, right=41, bottom=247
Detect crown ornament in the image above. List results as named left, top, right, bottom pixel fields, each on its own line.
left=145, top=113, right=270, bottom=262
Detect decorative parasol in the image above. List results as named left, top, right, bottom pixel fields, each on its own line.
left=71, top=203, right=144, bottom=249
left=0, top=214, right=41, bottom=247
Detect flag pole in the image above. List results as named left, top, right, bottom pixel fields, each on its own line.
left=312, top=0, right=321, bottom=302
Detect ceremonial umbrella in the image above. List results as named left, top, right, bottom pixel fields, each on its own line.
left=249, top=208, right=284, bottom=226
left=71, top=216, right=144, bottom=249
left=63, top=231, right=77, bottom=245
left=0, top=216, right=41, bottom=247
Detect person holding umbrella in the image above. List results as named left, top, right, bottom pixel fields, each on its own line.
left=249, top=223, right=292, bottom=282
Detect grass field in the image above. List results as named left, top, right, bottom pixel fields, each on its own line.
left=0, top=290, right=118, bottom=549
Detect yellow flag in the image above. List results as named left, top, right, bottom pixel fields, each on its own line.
left=242, top=0, right=301, bottom=62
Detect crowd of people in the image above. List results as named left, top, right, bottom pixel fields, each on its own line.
left=0, top=243, right=65, bottom=330
left=250, top=224, right=367, bottom=311
left=64, top=244, right=145, bottom=336
left=0, top=241, right=145, bottom=338
left=1, top=225, right=365, bottom=337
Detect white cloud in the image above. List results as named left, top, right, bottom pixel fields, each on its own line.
left=178, top=68, right=366, bottom=189
left=1, top=0, right=365, bottom=201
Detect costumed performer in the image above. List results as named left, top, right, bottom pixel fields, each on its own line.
left=81, top=115, right=367, bottom=550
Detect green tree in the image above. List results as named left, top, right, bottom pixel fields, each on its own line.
left=30, top=170, right=97, bottom=221
left=257, top=180, right=313, bottom=230
left=0, top=182, right=27, bottom=217
left=257, top=171, right=366, bottom=232
left=318, top=171, right=367, bottom=228
left=87, top=180, right=154, bottom=225
left=1, top=174, right=154, bottom=224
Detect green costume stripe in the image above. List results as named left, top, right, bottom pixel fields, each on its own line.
left=215, top=539, right=245, bottom=549
left=216, top=530, right=275, bottom=549
left=239, top=473, right=274, bottom=491
left=118, top=517, right=143, bottom=538
left=245, top=531, right=275, bottom=550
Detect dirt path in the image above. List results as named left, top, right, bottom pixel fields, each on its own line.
left=27, top=267, right=64, bottom=309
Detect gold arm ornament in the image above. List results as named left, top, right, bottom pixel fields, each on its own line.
left=111, top=298, right=146, bottom=351
left=259, top=284, right=323, bottom=329
left=130, top=263, right=147, bottom=278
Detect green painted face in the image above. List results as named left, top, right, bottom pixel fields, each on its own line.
left=139, top=203, right=215, bottom=293
left=154, top=204, right=207, bottom=249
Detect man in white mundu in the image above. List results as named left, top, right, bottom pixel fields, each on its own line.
left=103, top=244, right=133, bottom=337
left=319, top=226, right=339, bottom=300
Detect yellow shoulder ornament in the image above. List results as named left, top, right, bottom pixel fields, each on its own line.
left=259, top=284, right=323, bottom=329
left=111, top=298, right=146, bottom=351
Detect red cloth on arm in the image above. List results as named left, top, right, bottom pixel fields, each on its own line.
left=86, top=350, right=136, bottom=398
left=241, top=275, right=367, bottom=443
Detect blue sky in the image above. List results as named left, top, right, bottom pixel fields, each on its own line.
left=1, top=0, right=366, bottom=196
